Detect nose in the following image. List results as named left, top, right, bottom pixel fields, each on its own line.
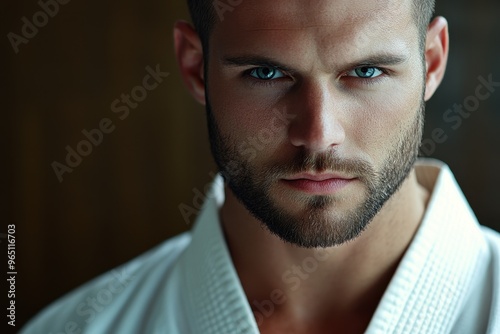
left=288, top=80, right=345, bottom=152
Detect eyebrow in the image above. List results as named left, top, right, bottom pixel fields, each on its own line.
left=222, top=56, right=296, bottom=73
left=343, top=54, right=409, bottom=69
left=221, top=54, right=409, bottom=73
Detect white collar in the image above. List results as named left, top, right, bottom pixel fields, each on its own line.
left=365, top=158, right=483, bottom=333
left=178, top=176, right=259, bottom=333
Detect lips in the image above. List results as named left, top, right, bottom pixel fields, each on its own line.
left=282, top=173, right=356, bottom=195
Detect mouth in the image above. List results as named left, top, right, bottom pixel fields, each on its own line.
left=281, top=173, right=357, bottom=195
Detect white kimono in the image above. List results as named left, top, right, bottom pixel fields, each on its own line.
left=21, top=159, right=500, bottom=334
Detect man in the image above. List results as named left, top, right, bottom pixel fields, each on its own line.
left=22, top=0, right=500, bottom=333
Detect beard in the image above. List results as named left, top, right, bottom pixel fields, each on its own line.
left=206, top=100, right=424, bottom=248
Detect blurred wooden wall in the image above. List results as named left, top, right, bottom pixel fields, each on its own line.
left=6, top=0, right=215, bottom=327
left=4, top=0, right=499, bottom=328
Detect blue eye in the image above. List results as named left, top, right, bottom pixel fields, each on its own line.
left=249, top=67, right=285, bottom=80
left=348, top=67, right=384, bottom=79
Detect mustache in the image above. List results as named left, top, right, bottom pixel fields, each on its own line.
left=264, top=150, right=378, bottom=180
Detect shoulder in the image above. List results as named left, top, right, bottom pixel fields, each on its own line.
left=20, top=232, right=192, bottom=334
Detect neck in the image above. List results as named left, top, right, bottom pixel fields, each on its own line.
left=220, top=168, right=429, bottom=331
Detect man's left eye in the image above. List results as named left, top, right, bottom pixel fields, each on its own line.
left=347, top=67, right=384, bottom=79
left=249, top=67, right=286, bottom=80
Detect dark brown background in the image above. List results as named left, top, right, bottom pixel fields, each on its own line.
left=4, top=0, right=500, bottom=329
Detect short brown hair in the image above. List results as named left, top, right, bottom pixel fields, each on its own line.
left=187, top=0, right=435, bottom=54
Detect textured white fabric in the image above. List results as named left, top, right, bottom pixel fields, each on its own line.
left=21, top=159, right=500, bottom=334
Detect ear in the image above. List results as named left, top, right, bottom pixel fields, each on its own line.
left=424, top=16, right=449, bottom=101
left=173, top=20, right=206, bottom=105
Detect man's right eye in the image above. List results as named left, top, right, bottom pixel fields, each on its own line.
left=248, top=67, right=286, bottom=80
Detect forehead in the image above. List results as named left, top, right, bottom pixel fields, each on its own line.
left=225, top=0, right=410, bottom=27
left=211, top=0, right=418, bottom=67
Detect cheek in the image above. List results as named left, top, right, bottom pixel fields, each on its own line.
left=209, top=69, right=289, bottom=148
left=346, top=85, right=422, bottom=160
left=346, top=54, right=424, bottom=154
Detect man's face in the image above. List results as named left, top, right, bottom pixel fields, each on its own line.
left=205, top=0, right=425, bottom=248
